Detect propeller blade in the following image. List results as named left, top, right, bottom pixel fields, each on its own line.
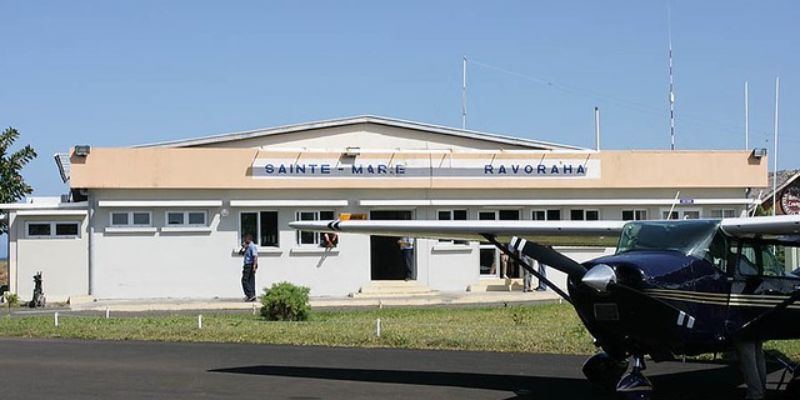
left=508, top=236, right=587, bottom=278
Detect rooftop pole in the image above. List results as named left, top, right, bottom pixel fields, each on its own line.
left=772, top=77, right=780, bottom=216
left=744, top=81, right=749, bottom=150
left=594, top=107, right=601, bottom=151
left=667, top=5, right=676, bottom=150
left=462, top=56, right=467, bottom=130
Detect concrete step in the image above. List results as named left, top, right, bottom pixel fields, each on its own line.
left=467, top=278, right=525, bottom=292
left=353, top=280, right=437, bottom=297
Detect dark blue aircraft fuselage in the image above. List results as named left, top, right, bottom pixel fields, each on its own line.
left=568, top=236, right=800, bottom=362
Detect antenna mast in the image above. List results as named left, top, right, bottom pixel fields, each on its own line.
left=772, top=77, right=780, bottom=216
left=744, top=81, right=749, bottom=149
left=667, top=6, right=676, bottom=150
left=462, top=56, right=467, bottom=130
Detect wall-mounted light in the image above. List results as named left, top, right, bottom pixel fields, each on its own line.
left=751, top=148, right=767, bottom=159
left=74, top=145, right=91, bottom=157
left=344, top=146, right=360, bottom=157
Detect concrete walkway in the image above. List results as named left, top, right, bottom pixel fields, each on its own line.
left=69, top=291, right=562, bottom=313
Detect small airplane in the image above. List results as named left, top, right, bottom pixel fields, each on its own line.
left=290, top=215, right=800, bottom=399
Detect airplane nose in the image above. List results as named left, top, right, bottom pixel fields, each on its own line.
left=582, top=264, right=617, bottom=292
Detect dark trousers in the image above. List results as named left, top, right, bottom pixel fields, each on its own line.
left=402, top=249, right=414, bottom=279
left=241, top=263, right=256, bottom=298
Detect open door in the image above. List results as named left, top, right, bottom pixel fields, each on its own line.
left=369, top=210, right=413, bottom=280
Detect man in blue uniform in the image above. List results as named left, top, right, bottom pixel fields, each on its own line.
left=240, top=234, right=258, bottom=302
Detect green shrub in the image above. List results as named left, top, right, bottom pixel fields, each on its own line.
left=260, top=282, right=310, bottom=321
left=4, top=292, right=18, bottom=315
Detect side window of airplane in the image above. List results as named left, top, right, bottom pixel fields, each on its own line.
left=735, top=242, right=791, bottom=277
left=736, top=242, right=759, bottom=276
left=704, top=231, right=730, bottom=271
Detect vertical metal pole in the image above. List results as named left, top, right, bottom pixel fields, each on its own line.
left=773, top=77, right=780, bottom=216
left=198, top=314, right=203, bottom=329
left=594, top=107, right=601, bottom=151
left=744, top=81, right=749, bottom=150
left=376, top=318, right=381, bottom=337
left=668, top=6, right=676, bottom=150
left=462, top=56, right=467, bottom=130
left=54, top=312, right=59, bottom=327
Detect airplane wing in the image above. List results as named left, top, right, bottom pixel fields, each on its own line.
left=288, top=219, right=626, bottom=247
left=720, top=215, right=800, bottom=238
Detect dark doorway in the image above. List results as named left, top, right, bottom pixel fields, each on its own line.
left=370, top=210, right=413, bottom=280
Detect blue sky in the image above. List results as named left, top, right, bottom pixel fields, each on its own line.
left=1, top=1, right=798, bottom=257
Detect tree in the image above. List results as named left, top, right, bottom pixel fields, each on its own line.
left=0, top=127, right=37, bottom=234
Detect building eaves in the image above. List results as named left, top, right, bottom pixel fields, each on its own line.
left=133, top=115, right=587, bottom=151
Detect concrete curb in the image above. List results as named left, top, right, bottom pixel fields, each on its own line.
left=70, top=291, right=562, bottom=313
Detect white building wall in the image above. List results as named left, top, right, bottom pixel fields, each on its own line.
left=13, top=214, right=88, bottom=302
left=83, top=187, right=750, bottom=299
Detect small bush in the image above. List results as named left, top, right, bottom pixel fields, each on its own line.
left=260, top=282, right=310, bottom=321
left=4, top=292, right=19, bottom=315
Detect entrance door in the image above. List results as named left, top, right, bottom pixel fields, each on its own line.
left=370, top=210, right=414, bottom=280
left=478, top=210, right=520, bottom=278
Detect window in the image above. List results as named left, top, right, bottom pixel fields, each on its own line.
left=27, top=223, right=51, bottom=237
left=571, top=209, right=599, bottom=221
left=622, top=210, right=648, bottom=221
left=166, top=211, right=207, bottom=226
left=711, top=209, right=737, bottom=218
left=661, top=209, right=701, bottom=220
left=110, top=211, right=151, bottom=226
left=437, top=209, right=468, bottom=244
left=295, top=211, right=335, bottom=246
left=736, top=241, right=789, bottom=277
left=26, top=222, right=80, bottom=238
left=240, top=211, right=279, bottom=247
left=499, top=209, right=520, bottom=220
left=532, top=209, right=561, bottom=221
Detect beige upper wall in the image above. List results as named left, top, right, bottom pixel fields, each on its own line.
left=69, top=148, right=768, bottom=190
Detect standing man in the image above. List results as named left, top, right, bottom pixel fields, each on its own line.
left=398, top=236, right=415, bottom=281
left=240, top=234, right=258, bottom=302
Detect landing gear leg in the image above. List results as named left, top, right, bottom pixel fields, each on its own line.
left=616, top=355, right=653, bottom=400
left=582, top=352, right=629, bottom=392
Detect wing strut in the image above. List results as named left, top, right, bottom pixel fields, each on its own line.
left=482, top=234, right=573, bottom=304
left=735, top=289, right=800, bottom=339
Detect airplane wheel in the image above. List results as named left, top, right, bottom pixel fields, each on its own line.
left=785, top=377, right=800, bottom=399
left=615, top=370, right=652, bottom=400
left=582, top=352, right=629, bottom=392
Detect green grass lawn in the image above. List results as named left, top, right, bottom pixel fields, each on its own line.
left=1, top=303, right=800, bottom=361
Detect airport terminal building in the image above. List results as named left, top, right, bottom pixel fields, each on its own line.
left=1, top=116, right=768, bottom=301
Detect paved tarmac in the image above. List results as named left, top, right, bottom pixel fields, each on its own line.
left=0, top=338, right=788, bottom=399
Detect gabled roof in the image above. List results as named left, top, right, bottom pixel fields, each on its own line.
left=134, top=115, right=586, bottom=151
left=753, top=169, right=800, bottom=205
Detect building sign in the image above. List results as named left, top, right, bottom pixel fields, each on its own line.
left=252, top=159, right=601, bottom=179
left=781, top=186, right=800, bottom=215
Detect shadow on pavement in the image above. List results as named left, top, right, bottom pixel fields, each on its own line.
left=210, top=361, right=785, bottom=399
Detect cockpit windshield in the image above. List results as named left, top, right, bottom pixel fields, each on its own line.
left=616, top=220, right=720, bottom=256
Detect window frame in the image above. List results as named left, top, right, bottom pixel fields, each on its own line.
left=660, top=207, right=702, bottom=220
left=239, top=210, right=280, bottom=248
left=570, top=209, right=600, bottom=221
left=25, top=221, right=81, bottom=239
left=294, top=210, right=335, bottom=247
left=436, top=209, right=468, bottom=245
left=164, top=210, right=208, bottom=227
left=109, top=211, right=152, bottom=227
left=710, top=208, right=737, bottom=219
left=622, top=209, right=648, bottom=221
left=531, top=209, right=562, bottom=221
